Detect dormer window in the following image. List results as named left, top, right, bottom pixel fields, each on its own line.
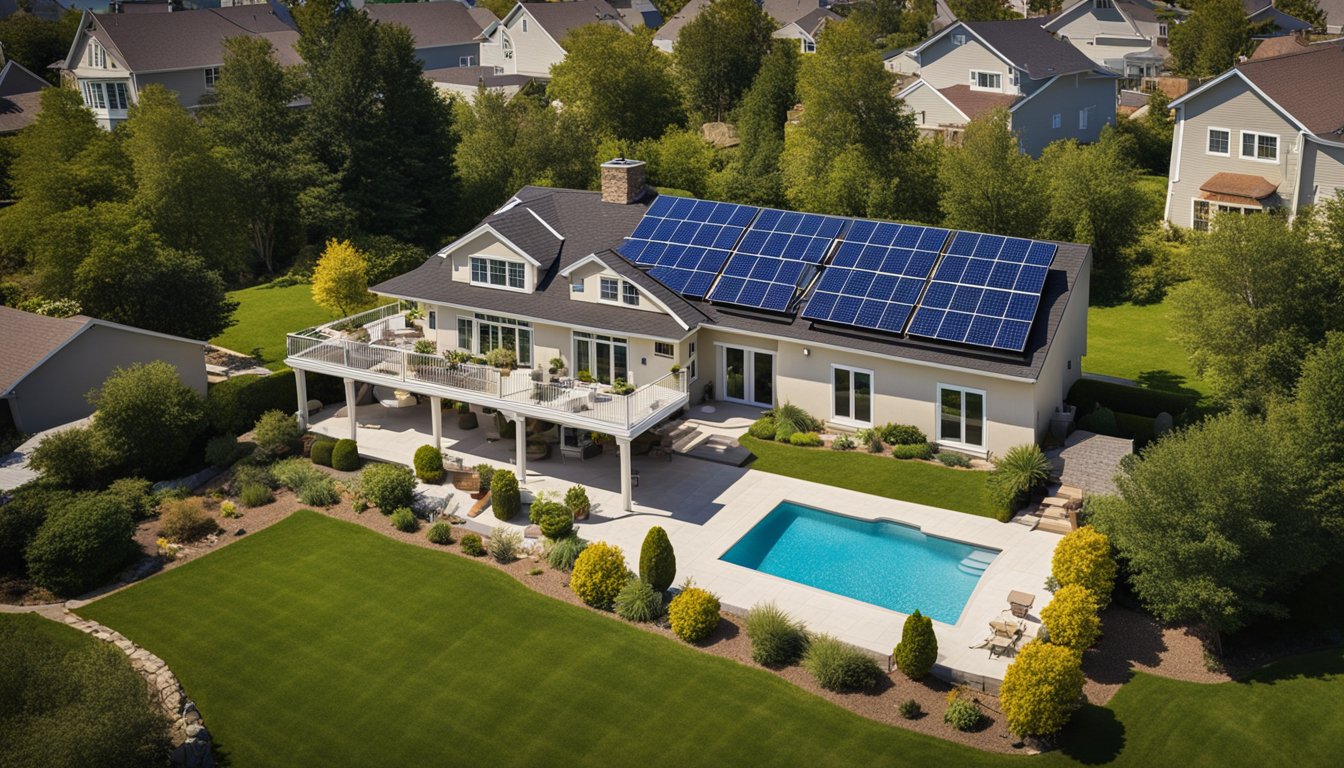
left=600, top=277, right=619, bottom=301
left=622, top=283, right=639, bottom=306
left=470, top=256, right=525, bottom=290
left=970, top=70, right=1001, bottom=91
left=89, top=40, right=107, bottom=69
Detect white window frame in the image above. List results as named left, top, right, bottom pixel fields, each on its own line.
left=1079, top=106, right=1091, bottom=131
left=570, top=279, right=584, bottom=293
left=936, top=384, right=987, bottom=452
left=572, top=331, right=629, bottom=385
left=503, top=37, right=513, bottom=59
left=803, top=39, right=816, bottom=53
left=599, top=277, right=620, bottom=303
left=830, top=364, right=875, bottom=428
left=621, top=282, right=640, bottom=307
left=426, top=310, right=437, bottom=331
left=1206, top=126, right=1231, bottom=157
left=80, top=80, right=129, bottom=111
left=969, top=70, right=1002, bottom=92
left=1190, top=198, right=1259, bottom=232
left=89, top=40, right=107, bottom=69
left=654, top=342, right=674, bottom=358
left=204, top=67, right=219, bottom=90
left=1052, top=113, right=1062, bottom=130
left=469, top=256, right=526, bottom=291
left=457, top=316, right=473, bottom=350
left=1239, top=130, right=1279, bottom=163
left=1158, top=22, right=1169, bottom=37
left=952, top=33, right=966, bottom=46
left=473, top=312, right=533, bottom=367
left=459, top=56, right=477, bottom=67
left=688, top=341, right=698, bottom=382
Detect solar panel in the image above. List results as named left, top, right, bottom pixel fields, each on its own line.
left=906, top=232, right=1057, bottom=352
left=800, top=221, right=950, bottom=334
left=707, top=209, right=846, bottom=312
left=617, top=196, right=758, bottom=299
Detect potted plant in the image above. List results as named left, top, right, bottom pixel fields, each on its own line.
left=404, top=306, right=425, bottom=331
left=669, top=363, right=682, bottom=380
left=457, top=401, right=478, bottom=430
left=484, top=346, right=517, bottom=373
left=611, top=378, right=635, bottom=396
left=549, top=356, right=567, bottom=377
left=413, top=339, right=436, bottom=355
left=576, top=369, right=594, bottom=384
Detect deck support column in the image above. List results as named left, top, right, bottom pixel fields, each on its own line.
left=295, top=370, right=308, bottom=431
left=618, top=437, right=633, bottom=512
left=430, top=396, right=443, bottom=451
left=343, top=377, right=357, bottom=441
left=513, top=413, right=527, bottom=483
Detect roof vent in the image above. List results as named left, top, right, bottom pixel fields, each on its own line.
left=600, top=158, right=646, bottom=205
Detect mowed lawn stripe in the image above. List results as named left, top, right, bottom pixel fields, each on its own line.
left=82, top=511, right=1011, bottom=768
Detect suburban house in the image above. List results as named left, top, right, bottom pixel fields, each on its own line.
left=1163, top=40, right=1344, bottom=230
left=426, top=65, right=535, bottom=103
left=286, top=160, right=1090, bottom=513
left=652, top=0, right=836, bottom=54
left=0, top=59, right=48, bottom=136
left=0, top=307, right=206, bottom=435
left=896, top=19, right=1119, bottom=156
left=1325, top=0, right=1344, bottom=33
left=1242, top=0, right=1313, bottom=37
left=651, top=0, right=709, bottom=53
left=1042, top=0, right=1175, bottom=78
left=364, top=1, right=496, bottom=70
left=478, top=0, right=637, bottom=78
left=772, top=6, right=840, bottom=53
left=60, top=2, right=300, bottom=129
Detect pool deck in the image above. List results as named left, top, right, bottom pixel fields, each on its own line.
left=310, top=402, right=1057, bottom=690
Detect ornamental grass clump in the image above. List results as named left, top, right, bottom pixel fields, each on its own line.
left=802, top=634, right=883, bottom=692
left=157, top=498, right=219, bottom=543
left=614, top=577, right=665, bottom=623
left=570, top=541, right=629, bottom=609
left=545, top=534, right=587, bottom=571
left=389, top=508, right=419, bottom=533
left=1040, top=584, right=1102, bottom=654
left=987, top=444, right=1052, bottom=521
left=426, top=522, right=454, bottom=545
left=667, top=582, right=721, bottom=643
left=488, top=526, right=523, bottom=563
left=1051, top=526, right=1117, bottom=608
left=745, top=602, right=808, bottom=667
left=892, top=609, right=937, bottom=679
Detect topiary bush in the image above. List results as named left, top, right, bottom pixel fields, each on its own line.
left=529, top=493, right=573, bottom=540
left=564, top=484, right=590, bottom=519
left=25, top=494, right=136, bottom=596
left=745, top=602, right=808, bottom=667
left=802, top=634, right=884, bottom=692
left=426, top=521, right=454, bottom=545
left=546, top=534, right=587, bottom=571
left=893, top=609, right=938, bottom=679
left=987, top=444, right=1051, bottom=518
left=1040, top=584, right=1102, bottom=654
left=570, top=541, right=630, bottom=609
left=748, top=416, right=777, bottom=440
left=999, top=640, right=1086, bottom=738
left=310, top=438, right=336, bottom=467
left=639, top=526, right=676, bottom=592
left=1051, top=525, right=1117, bottom=609
left=667, top=583, right=721, bottom=643
left=490, top=469, right=520, bottom=521
left=252, top=409, right=301, bottom=461
left=413, top=444, right=445, bottom=483
left=788, top=431, right=823, bottom=447
left=239, top=483, right=274, bottom=508
left=614, top=577, right=665, bottom=622
left=488, top=526, right=523, bottom=563
left=944, top=693, right=984, bottom=732
left=331, top=439, right=360, bottom=471
left=157, top=498, right=219, bottom=543
left=360, top=463, right=415, bottom=511
left=389, top=507, right=419, bottom=533
left=890, top=442, right=934, bottom=460
left=879, top=423, right=927, bottom=446
left=460, top=532, right=486, bottom=556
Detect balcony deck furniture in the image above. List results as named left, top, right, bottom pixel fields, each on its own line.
left=1008, top=590, right=1035, bottom=619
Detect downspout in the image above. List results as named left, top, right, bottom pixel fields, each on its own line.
left=1163, top=104, right=1184, bottom=223
left=1287, top=130, right=1308, bottom=222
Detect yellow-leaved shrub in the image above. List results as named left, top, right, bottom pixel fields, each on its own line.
left=569, top=541, right=629, bottom=609
left=1040, top=584, right=1102, bottom=654
left=1051, top=525, right=1117, bottom=608
left=999, top=640, right=1085, bottom=738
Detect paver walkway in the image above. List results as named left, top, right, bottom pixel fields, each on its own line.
left=1046, top=430, right=1132, bottom=495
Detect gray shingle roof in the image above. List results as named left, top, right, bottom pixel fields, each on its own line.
left=520, top=0, right=630, bottom=42
left=364, top=1, right=490, bottom=48
left=1236, top=40, right=1344, bottom=138
left=652, top=0, right=711, bottom=44
left=963, top=19, right=1106, bottom=79
left=88, top=4, right=296, bottom=72
left=0, top=307, right=89, bottom=395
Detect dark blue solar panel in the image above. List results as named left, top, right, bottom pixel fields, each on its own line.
left=709, top=209, right=847, bottom=312
left=907, top=235, right=1057, bottom=352
left=801, top=221, right=949, bottom=334
left=617, top=196, right=760, bottom=299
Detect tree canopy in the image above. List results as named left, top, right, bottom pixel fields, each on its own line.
left=312, top=239, right=371, bottom=317
left=549, top=25, right=682, bottom=143
left=719, top=41, right=799, bottom=207
left=1169, top=0, right=1250, bottom=77
left=947, top=0, right=1018, bottom=21
left=673, top=0, right=776, bottom=122
left=0, top=9, right=80, bottom=85
left=938, top=108, right=1044, bottom=238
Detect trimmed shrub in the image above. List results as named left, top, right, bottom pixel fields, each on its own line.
left=157, top=498, right=218, bottom=543
left=944, top=694, right=983, bottom=732
left=570, top=541, right=630, bottom=609
left=206, top=369, right=299, bottom=435
left=987, top=444, right=1051, bottom=518
left=667, top=583, right=721, bottom=643
left=252, top=410, right=301, bottom=461
left=564, top=485, right=590, bottom=519
left=461, top=532, right=486, bottom=556
left=1078, top=405, right=1119, bottom=436
left=614, top=577, right=665, bottom=622
left=488, top=526, right=523, bottom=562
left=529, top=493, right=573, bottom=539
left=474, top=463, right=496, bottom=490
left=389, top=507, right=419, bottom=533
left=413, top=445, right=445, bottom=483
left=802, top=634, right=884, bottom=692
left=890, top=442, right=934, bottom=460
left=296, top=475, right=340, bottom=507
left=879, top=423, right=927, bottom=446
left=103, top=477, right=155, bottom=521
left=219, top=501, right=240, bottom=519
left=937, top=452, right=972, bottom=468
left=426, top=521, right=454, bottom=545
left=830, top=435, right=855, bottom=451
left=25, top=494, right=136, bottom=596
left=239, top=483, right=274, bottom=508
left=205, top=434, right=242, bottom=468
left=1051, top=526, right=1117, bottom=608
left=310, top=438, right=336, bottom=467
left=546, top=534, right=587, bottom=571
left=27, top=427, right=112, bottom=489
left=1066, top=377, right=1196, bottom=420
left=899, top=699, right=922, bottom=719
left=788, top=431, right=823, bottom=447
left=745, top=602, right=808, bottom=667
left=360, top=463, right=416, bottom=511
left=331, top=439, right=360, bottom=471
left=893, top=609, right=938, bottom=679
left=748, top=417, right=777, bottom=440
left=638, top=526, right=676, bottom=592
left=90, top=361, right=206, bottom=479
left=490, top=469, right=520, bottom=521
left=999, top=640, right=1086, bottom=737
left=1040, top=584, right=1102, bottom=654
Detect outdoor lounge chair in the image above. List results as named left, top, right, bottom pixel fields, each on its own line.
left=1008, top=590, right=1035, bottom=619
left=986, top=616, right=1026, bottom=658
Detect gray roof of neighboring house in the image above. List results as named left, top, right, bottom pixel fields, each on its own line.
left=0, top=308, right=89, bottom=395
left=609, top=0, right=663, bottom=28
left=761, top=0, right=825, bottom=26
left=962, top=19, right=1107, bottom=79
left=82, top=4, right=296, bottom=72
left=1243, top=0, right=1314, bottom=33
left=652, top=0, right=711, bottom=45
left=519, top=0, right=631, bottom=42
left=1235, top=40, right=1344, bottom=138
left=364, top=1, right=490, bottom=48
left=0, top=60, right=49, bottom=135
left=787, top=7, right=839, bottom=37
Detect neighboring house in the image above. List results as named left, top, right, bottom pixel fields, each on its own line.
left=651, top=0, right=710, bottom=53
left=0, top=307, right=206, bottom=435
left=286, top=159, right=1089, bottom=512
left=426, top=64, right=535, bottom=102
left=364, top=1, right=495, bottom=70
left=1164, top=41, right=1344, bottom=230
left=1323, top=0, right=1344, bottom=32
left=1043, top=0, right=1176, bottom=78
left=773, top=7, right=839, bottom=54
left=0, top=59, right=49, bottom=136
left=1243, top=0, right=1313, bottom=37
left=609, top=0, right=663, bottom=28
left=897, top=19, right=1119, bottom=156
left=478, top=0, right=632, bottom=79
left=652, top=0, right=833, bottom=54
left=60, top=2, right=300, bottom=129
left=0, top=0, right=66, bottom=21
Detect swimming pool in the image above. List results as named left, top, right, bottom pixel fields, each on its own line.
left=719, top=501, right=998, bottom=625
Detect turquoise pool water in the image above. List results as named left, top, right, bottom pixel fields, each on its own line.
left=720, top=501, right=998, bottom=624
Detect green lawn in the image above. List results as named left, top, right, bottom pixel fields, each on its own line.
left=212, top=282, right=332, bottom=369
left=1084, top=300, right=1208, bottom=399
left=740, top=436, right=996, bottom=517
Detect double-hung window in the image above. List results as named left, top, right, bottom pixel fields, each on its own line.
left=938, top=385, right=985, bottom=450
left=970, top=70, right=1001, bottom=91
left=599, top=277, right=619, bottom=302
left=622, top=282, right=640, bottom=306
left=204, top=67, right=219, bottom=90
left=1240, top=131, right=1278, bottom=162
left=832, top=366, right=873, bottom=426
left=469, top=256, right=525, bottom=289
left=1207, top=128, right=1230, bottom=156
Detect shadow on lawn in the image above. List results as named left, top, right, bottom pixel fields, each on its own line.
left=1058, top=705, right=1126, bottom=765
left=1133, top=370, right=1205, bottom=404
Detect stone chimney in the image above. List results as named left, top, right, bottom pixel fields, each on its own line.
left=600, top=158, right=646, bottom=204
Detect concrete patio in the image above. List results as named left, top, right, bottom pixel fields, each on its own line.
left=310, top=401, right=1058, bottom=689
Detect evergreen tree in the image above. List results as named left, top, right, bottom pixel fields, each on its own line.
left=721, top=41, right=799, bottom=206
left=673, top=0, right=776, bottom=122
left=1169, top=0, right=1250, bottom=77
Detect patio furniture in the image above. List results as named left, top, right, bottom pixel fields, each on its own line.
left=1008, top=590, right=1036, bottom=619
left=987, top=615, right=1026, bottom=658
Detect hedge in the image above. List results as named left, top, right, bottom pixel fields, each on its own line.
left=1066, top=378, right=1198, bottom=421
left=206, top=369, right=344, bottom=436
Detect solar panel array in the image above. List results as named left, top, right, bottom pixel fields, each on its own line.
left=706, top=209, right=846, bottom=312
left=800, top=221, right=950, bottom=334
left=616, top=196, right=758, bottom=298
left=905, top=232, right=1057, bottom=352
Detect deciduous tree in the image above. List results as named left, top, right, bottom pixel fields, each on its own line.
left=549, top=24, right=683, bottom=143
left=88, top=361, right=209, bottom=480
left=0, top=9, right=80, bottom=85
left=948, top=0, right=1017, bottom=21
left=311, top=239, right=370, bottom=317
left=1169, top=0, right=1250, bottom=77
left=673, top=0, right=775, bottom=122
left=938, top=108, right=1044, bottom=237
left=719, top=41, right=799, bottom=206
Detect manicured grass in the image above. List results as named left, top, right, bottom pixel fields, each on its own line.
left=212, top=282, right=332, bottom=369
left=82, top=512, right=1011, bottom=768
left=740, top=435, right=997, bottom=518
left=1084, top=299, right=1208, bottom=399
left=0, top=611, right=89, bottom=653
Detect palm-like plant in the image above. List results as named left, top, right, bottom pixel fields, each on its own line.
left=987, top=444, right=1052, bottom=519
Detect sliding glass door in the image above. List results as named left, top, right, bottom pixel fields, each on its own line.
left=721, top=345, right=774, bottom=408
left=938, top=385, right=985, bottom=450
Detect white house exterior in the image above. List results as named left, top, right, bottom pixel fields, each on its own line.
left=1043, top=0, right=1174, bottom=77
left=773, top=7, right=839, bottom=53
left=478, top=1, right=633, bottom=78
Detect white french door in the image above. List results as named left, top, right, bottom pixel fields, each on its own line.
left=720, top=345, right=774, bottom=408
